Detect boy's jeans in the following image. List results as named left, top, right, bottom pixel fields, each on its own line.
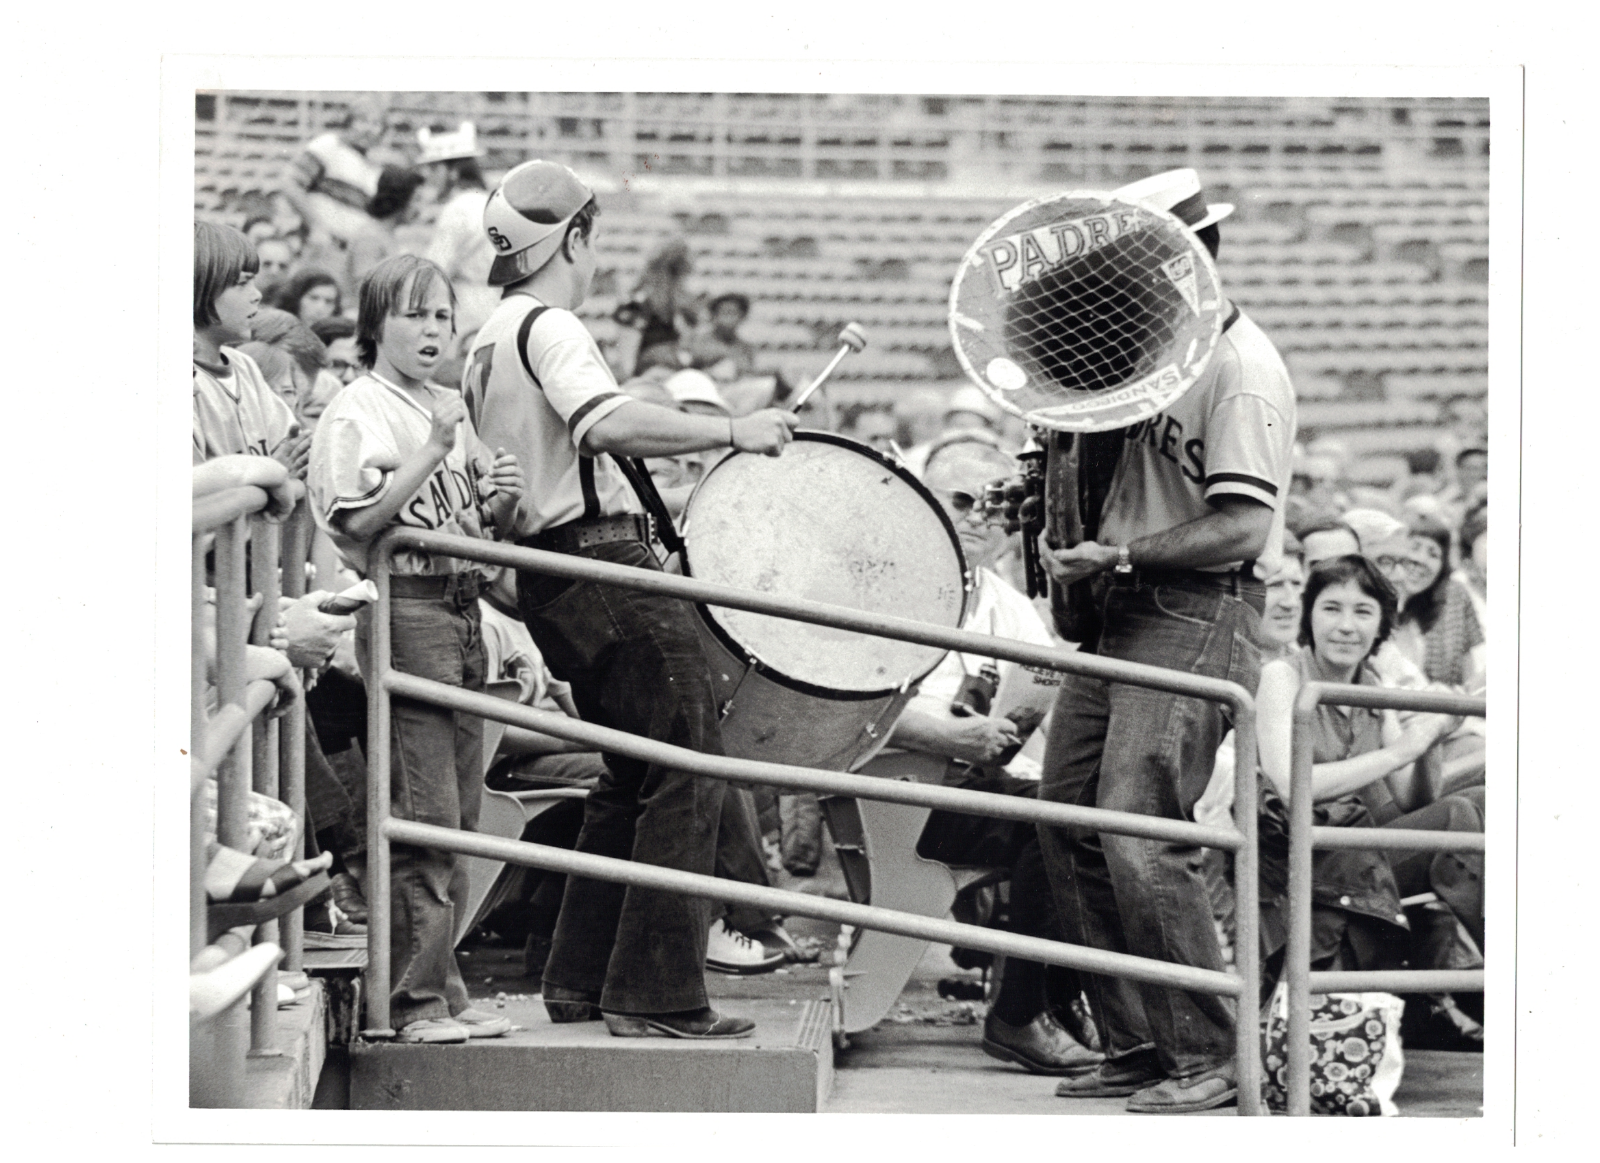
left=356, top=589, right=485, bottom=1028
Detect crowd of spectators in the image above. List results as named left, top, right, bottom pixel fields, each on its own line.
left=195, top=100, right=1490, bottom=1067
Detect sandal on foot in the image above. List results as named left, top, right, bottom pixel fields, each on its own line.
left=395, top=1018, right=469, bottom=1044
left=602, top=1007, right=755, bottom=1039
left=454, top=1006, right=512, bottom=1038
left=205, top=845, right=331, bottom=904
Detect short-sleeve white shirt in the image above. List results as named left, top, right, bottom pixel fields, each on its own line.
left=306, top=373, right=498, bottom=577
left=193, top=347, right=298, bottom=465
left=463, top=295, right=641, bottom=539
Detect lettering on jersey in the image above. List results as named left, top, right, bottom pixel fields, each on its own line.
left=982, top=208, right=1153, bottom=295
left=403, top=463, right=478, bottom=531
left=1124, top=411, right=1207, bottom=483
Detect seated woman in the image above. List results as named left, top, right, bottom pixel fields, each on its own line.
left=1255, top=555, right=1485, bottom=991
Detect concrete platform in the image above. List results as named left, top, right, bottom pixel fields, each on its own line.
left=349, top=994, right=833, bottom=1112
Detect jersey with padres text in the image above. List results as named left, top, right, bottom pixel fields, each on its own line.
left=306, top=373, right=498, bottom=578
left=1096, top=307, right=1296, bottom=579
left=463, top=294, right=640, bottom=539
left=193, top=347, right=298, bottom=465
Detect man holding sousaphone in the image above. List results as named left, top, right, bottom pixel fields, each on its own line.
left=949, top=170, right=1297, bottom=1112
left=464, top=160, right=799, bottom=1040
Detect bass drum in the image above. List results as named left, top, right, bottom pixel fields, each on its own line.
left=681, top=432, right=969, bottom=773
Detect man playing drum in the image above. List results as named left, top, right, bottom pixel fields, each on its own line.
left=463, top=160, right=798, bottom=1039
left=1030, top=171, right=1297, bottom=1111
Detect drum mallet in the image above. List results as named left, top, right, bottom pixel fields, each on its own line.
left=789, top=323, right=868, bottom=413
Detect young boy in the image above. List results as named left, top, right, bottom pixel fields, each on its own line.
left=307, top=254, right=524, bottom=1044
left=192, top=222, right=312, bottom=474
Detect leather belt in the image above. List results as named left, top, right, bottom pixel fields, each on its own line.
left=1108, top=563, right=1260, bottom=592
left=521, top=513, right=652, bottom=554
left=388, top=573, right=485, bottom=602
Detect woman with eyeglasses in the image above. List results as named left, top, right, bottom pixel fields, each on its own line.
left=1375, top=512, right=1485, bottom=691
left=1254, top=555, right=1485, bottom=1003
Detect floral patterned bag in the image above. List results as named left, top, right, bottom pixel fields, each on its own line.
left=1261, top=983, right=1405, bottom=1115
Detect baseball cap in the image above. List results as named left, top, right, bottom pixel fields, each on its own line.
left=664, top=369, right=731, bottom=415
left=483, top=160, right=594, bottom=287
left=1112, top=168, right=1234, bottom=233
left=417, top=121, right=482, bottom=166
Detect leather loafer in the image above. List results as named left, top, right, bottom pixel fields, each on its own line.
left=542, top=983, right=602, bottom=1024
left=982, top=1011, right=1104, bottom=1076
left=1055, top=1047, right=1166, bottom=1097
left=602, top=1007, right=756, bottom=1039
left=1124, top=1063, right=1237, bottom=1114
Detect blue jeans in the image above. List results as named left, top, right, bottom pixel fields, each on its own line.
left=356, top=592, right=485, bottom=1028
left=517, top=540, right=726, bottom=1015
left=1037, top=577, right=1262, bottom=1078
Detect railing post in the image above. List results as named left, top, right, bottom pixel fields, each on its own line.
left=1285, top=684, right=1322, bottom=1116
left=191, top=534, right=211, bottom=962
left=363, top=535, right=395, bottom=1036
left=248, top=516, right=283, bottom=1056
left=1230, top=696, right=1262, bottom=1116
left=213, top=516, right=250, bottom=852
left=279, top=503, right=312, bottom=973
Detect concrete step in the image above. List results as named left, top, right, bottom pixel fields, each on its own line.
left=349, top=995, right=834, bottom=1112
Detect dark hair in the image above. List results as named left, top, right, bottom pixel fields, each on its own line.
left=1301, top=554, right=1400, bottom=658
left=194, top=221, right=260, bottom=329
left=366, top=166, right=426, bottom=221
left=1455, top=446, right=1488, bottom=466
left=241, top=215, right=275, bottom=237
left=709, top=292, right=751, bottom=319
left=1460, top=502, right=1487, bottom=555
left=249, top=306, right=329, bottom=378
left=1195, top=223, right=1220, bottom=260
left=356, top=255, right=457, bottom=369
left=1402, top=512, right=1454, bottom=632
left=310, top=315, right=358, bottom=344
left=561, top=195, right=601, bottom=263
left=274, top=269, right=343, bottom=320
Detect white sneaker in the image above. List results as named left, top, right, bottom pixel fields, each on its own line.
left=706, top=918, right=786, bottom=975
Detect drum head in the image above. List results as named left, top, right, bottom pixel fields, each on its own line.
left=683, top=434, right=967, bottom=694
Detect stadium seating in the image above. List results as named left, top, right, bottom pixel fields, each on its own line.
left=195, top=92, right=1491, bottom=457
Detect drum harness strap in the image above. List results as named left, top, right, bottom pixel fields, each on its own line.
left=515, top=303, right=687, bottom=560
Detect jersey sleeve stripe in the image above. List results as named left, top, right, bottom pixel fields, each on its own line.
left=566, top=392, right=625, bottom=437
left=321, top=473, right=392, bottom=520
left=1204, top=471, right=1278, bottom=497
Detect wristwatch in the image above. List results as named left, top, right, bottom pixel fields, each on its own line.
left=1113, top=544, right=1133, bottom=574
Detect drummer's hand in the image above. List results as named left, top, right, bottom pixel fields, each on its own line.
left=1042, top=538, right=1119, bottom=585
left=730, top=409, right=799, bottom=457
left=946, top=714, right=1022, bottom=766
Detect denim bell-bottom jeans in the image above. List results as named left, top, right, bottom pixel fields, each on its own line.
left=517, top=539, right=727, bottom=1016
left=1037, top=577, right=1262, bottom=1079
left=355, top=588, right=486, bottom=1029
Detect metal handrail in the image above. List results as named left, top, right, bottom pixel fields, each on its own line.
left=366, top=525, right=1266, bottom=1114
left=1284, top=680, right=1487, bottom=1116
left=189, top=491, right=318, bottom=1107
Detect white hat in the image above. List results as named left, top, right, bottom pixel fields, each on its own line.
left=483, top=160, right=594, bottom=287
left=416, top=121, right=482, bottom=165
left=944, top=384, right=1002, bottom=424
left=664, top=369, right=731, bottom=415
left=1112, top=168, right=1234, bottom=233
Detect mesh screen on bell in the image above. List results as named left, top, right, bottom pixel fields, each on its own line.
left=949, top=193, right=1225, bottom=433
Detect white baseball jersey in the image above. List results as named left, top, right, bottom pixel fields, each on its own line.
left=1097, top=305, right=1297, bottom=579
left=307, top=372, right=498, bottom=578
left=462, top=294, right=641, bottom=539
left=193, top=347, right=299, bottom=465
